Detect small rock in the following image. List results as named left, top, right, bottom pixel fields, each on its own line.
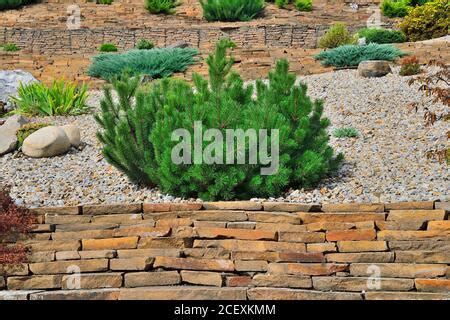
left=358, top=61, right=391, bottom=78
left=61, top=124, right=81, bottom=147
left=357, top=37, right=366, bottom=46
left=22, top=126, right=71, bottom=158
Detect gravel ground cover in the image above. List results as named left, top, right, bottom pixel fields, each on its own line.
left=1, top=68, right=448, bottom=206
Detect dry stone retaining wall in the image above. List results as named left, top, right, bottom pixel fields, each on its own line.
left=0, top=24, right=332, bottom=55
left=1, top=201, right=449, bottom=300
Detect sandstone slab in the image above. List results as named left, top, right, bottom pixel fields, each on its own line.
left=350, top=263, right=447, bottom=278
left=203, top=201, right=262, bottom=211
left=7, top=275, right=62, bottom=290
left=252, top=274, right=312, bottom=289
left=124, top=271, right=181, bottom=287
left=194, top=227, right=276, bottom=240
left=82, top=237, right=138, bottom=250
left=109, top=257, right=154, bottom=271
left=337, top=241, right=388, bottom=252
left=415, top=278, right=450, bottom=293
left=247, top=288, right=361, bottom=300
left=29, top=259, right=108, bottom=275
left=180, top=271, right=223, bottom=287
left=268, top=263, right=348, bottom=276
left=119, top=286, right=246, bottom=300
left=62, top=273, right=123, bottom=289
left=193, top=239, right=306, bottom=252
left=312, top=276, right=414, bottom=292
left=153, top=256, right=234, bottom=272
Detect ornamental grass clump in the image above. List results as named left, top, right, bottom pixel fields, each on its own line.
left=200, top=0, right=265, bottom=21
left=145, top=0, right=179, bottom=14
left=9, top=80, right=89, bottom=116
left=95, top=39, right=343, bottom=200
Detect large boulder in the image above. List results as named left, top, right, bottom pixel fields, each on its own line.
left=0, top=70, right=38, bottom=112
left=358, top=60, right=392, bottom=78
left=22, top=126, right=71, bottom=158
left=0, top=115, right=28, bottom=155
left=61, top=124, right=81, bottom=147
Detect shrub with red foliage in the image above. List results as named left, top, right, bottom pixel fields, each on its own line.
left=399, top=56, right=421, bottom=76
left=0, top=185, right=35, bottom=265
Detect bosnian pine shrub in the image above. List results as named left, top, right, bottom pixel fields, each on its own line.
left=96, top=39, right=342, bottom=200
left=315, top=43, right=406, bottom=68
left=88, top=47, right=198, bottom=81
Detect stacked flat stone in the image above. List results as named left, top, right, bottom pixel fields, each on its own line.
left=0, top=201, right=449, bottom=300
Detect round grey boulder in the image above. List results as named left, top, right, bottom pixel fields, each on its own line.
left=0, top=70, right=38, bottom=110
left=358, top=60, right=392, bottom=78
left=22, top=126, right=71, bottom=158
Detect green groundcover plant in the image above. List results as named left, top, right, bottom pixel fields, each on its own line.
left=136, top=39, right=154, bottom=50
left=99, top=43, right=118, bottom=52
left=200, top=0, right=265, bottom=22
left=145, top=0, right=179, bottom=14
left=267, top=0, right=313, bottom=11
left=88, top=47, right=198, bottom=80
left=9, top=80, right=90, bottom=116
left=1, top=43, right=20, bottom=51
left=380, top=0, right=411, bottom=18
left=357, top=28, right=407, bottom=44
left=295, top=0, right=312, bottom=11
left=315, top=43, right=406, bottom=68
left=0, top=0, right=33, bottom=10
left=95, top=39, right=343, bottom=200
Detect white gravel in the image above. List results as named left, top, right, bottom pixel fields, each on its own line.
left=1, top=68, right=448, bottom=206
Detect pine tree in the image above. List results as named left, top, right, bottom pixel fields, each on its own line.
left=96, top=39, right=343, bottom=200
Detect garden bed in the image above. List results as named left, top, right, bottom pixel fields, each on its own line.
left=1, top=67, right=448, bottom=207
